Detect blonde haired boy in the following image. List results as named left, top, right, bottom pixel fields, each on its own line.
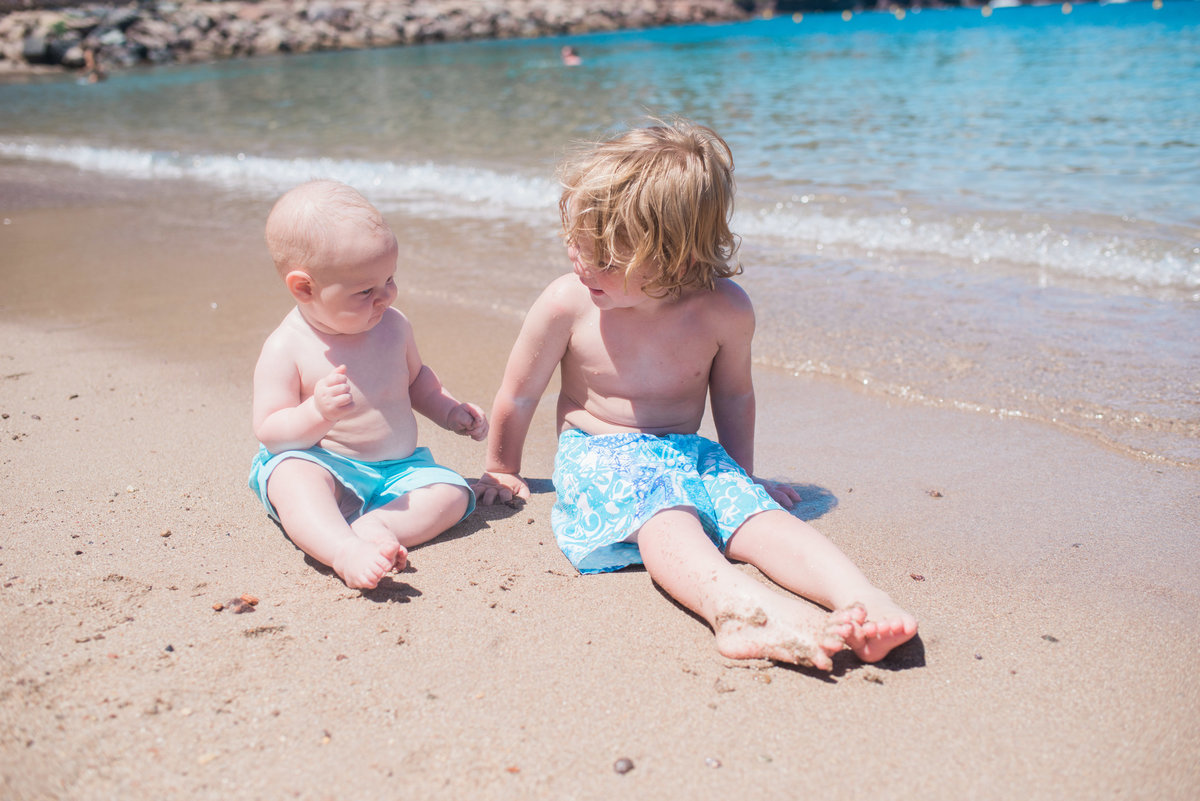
left=476, top=121, right=916, bottom=668
left=250, top=180, right=487, bottom=590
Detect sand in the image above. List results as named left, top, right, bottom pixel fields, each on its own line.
left=2, top=165, right=1198, bottom=800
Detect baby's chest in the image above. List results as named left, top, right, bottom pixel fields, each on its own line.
left=299, top=348, right=409, bottom=403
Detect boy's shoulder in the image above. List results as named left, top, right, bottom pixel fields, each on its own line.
left=679, top=276, right=754, bottom=318
left=534, top=273, right=595, bottom=316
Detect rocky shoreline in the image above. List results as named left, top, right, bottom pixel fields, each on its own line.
left=0, top=0, right=759, bottom=75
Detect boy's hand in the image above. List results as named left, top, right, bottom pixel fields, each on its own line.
left=472, top=472, right=530, bottom=506
left=314, top=365, right=355, bottom=421
left=448, top=402, right=489, bottom=441
left=754, top=476, right=800, bottom=510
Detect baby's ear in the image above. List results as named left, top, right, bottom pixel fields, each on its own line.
left=284, top=270, right=315, bottom=303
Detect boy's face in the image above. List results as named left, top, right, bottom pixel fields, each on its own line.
left=299, top=234, right=399, bottom=336
left=567, top=238, right=650, bottom=311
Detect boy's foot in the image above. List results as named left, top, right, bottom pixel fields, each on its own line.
left=843, top=590, right=918, bottom=663
left=332, top=536, right=404, bottom=590
left=712, top=598, right=866, bottom=671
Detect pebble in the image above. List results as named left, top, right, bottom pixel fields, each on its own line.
left=613, top=757, right=634, bottom=774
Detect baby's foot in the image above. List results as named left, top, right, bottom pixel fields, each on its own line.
left=332, top=535, right=402, bottom=590
left=843, top=590, right=918, bottom=663
left=713, top=598, right=864, bottom=671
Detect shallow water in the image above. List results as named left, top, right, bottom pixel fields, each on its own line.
left=2, top=1, right=1197, bottom=464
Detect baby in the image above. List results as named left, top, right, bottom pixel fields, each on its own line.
left=249, top=180, right=487, bottom=589
left=476, top=121, right=917, bottom=669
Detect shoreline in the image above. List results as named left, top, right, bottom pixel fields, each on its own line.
left=2, top=165, right=1199, bottom=798
left=2, top=0, right=1055, bottom=78
left=1, top=0, right=752, bottom=76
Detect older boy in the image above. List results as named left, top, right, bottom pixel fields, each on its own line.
left=250, top=180, right=487, bottom=590
left=476, top=121, right=916, bottom=669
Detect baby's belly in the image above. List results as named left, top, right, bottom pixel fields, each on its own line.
left=319, top=412, right=420, bottom=462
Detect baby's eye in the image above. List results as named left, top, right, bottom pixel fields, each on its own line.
left=358, top=288, right=373, bottom=296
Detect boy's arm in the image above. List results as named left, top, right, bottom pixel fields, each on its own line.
left=708, top=283, right=799, bottom=509
left=252, top=338, right=351, bottom=452
left=708, top=288, right=757, bottom=474
left=405, top=324, right=488, bottom=441
left=476, top=278, right=576, bottom=505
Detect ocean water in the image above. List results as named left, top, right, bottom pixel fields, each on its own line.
left=1, top=1, right=1197, bottom=465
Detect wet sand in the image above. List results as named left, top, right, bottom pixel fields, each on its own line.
left=1, top=166, right=1198, bottom=799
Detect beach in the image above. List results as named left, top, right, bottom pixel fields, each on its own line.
left=2, top=156, right=1198, bottom=798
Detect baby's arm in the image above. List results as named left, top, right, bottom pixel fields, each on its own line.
left=253, top=336, right=353, bottom=452
left=708, top=284, right=799, bottom=509
left=406, top=333, right=489, bottom=441
left=477, top=279, right=576, bottom=505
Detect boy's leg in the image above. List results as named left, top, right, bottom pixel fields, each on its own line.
left=352, top=483, right=471, bottom=552
left=635, top=507, right=863, bottom=670
left=726, top=510, right=917, bottom=662
left=266, top=458, right=401, bottom=590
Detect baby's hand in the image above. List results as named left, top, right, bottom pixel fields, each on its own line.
left=314, top=365, right=354, bottom=421
left=448, top=402, right=489, bottom=441
left=472, top=472, right=529, bottom=506
left=754, top=476, right=800, bottom=509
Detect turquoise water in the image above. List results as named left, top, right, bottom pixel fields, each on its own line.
left=1, top=1, right=1198, bottom=464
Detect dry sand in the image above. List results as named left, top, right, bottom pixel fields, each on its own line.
left=2, top=165, right=1198, bottom=799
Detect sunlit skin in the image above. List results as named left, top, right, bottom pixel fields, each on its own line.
left=253, top=183, right=487, bottom=589
left=477, top=236, right=916, bottom=667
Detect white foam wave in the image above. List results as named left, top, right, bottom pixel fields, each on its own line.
left=736, top=204, right=1200, bottom=294
left=0, top=139, right=559, bottom=224
left=6, top=138, right=1197, bottom=295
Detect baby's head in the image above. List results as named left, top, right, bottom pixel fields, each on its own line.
left=265, top=180, right=396, bottom=284
left=558, top=119, right=741, bottom=298
left=265, top=181, right=399, bottom=334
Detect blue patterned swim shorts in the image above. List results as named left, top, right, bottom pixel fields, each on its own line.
left=551, top=429, right=783, bottom=574
left=249, top=445, right=474, bottom=524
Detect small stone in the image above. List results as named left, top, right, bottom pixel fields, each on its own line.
left=704, top=757, right=722, bottom=768
left=910, top=573, right=925, bottom=581
left=613, top=757, right=634, bottom=774
left=160, top=530, right=171, bottom=537
left=1042, top=634, right=1059, bottom=643
left=165, top=644, right=174, bottom=652
left=228, top=598, right=255, bottom=614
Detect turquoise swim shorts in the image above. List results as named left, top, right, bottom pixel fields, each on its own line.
left=248, top=445, right=474, bottom=523
left=550, top=429, right=783, bottom=574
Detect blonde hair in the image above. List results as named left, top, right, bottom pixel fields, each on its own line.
left=558, top=119, right=741, bottom=298
left=265, top=180, right=391, bottom=278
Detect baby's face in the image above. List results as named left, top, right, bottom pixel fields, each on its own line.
left=304, top=236, right=399, bottom=336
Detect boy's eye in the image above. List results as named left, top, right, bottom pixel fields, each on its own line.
left=359, top=288, right=373, bottom=296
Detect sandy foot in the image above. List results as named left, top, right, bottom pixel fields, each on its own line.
left=713, top=599, right=867, bottom=670
left=332, top=536, right=404, bottom=589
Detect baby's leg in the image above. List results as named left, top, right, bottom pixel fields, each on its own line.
left=726, top=510, right=917, bottom=663
left=352, top=483, right=471, bottom=561
left=636, top=508, right=861, bottom=670
left=266, top=458, right=400, bottom=590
